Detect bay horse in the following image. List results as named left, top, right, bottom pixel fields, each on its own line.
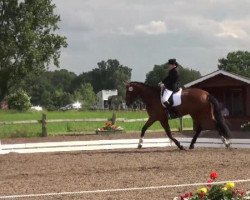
left=125, top=82, right=231, bottom=150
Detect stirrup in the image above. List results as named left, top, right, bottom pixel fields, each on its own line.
left=163, top=101, right=170, bottom=107
left=168, top=112, right=179, bottom=119
left=163, top=102, right=179, bottom=119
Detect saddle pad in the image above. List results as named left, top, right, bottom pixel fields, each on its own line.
left=172, top=88, right=182, bottom=107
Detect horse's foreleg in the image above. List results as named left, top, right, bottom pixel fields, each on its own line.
left=138, top=118, right=155, bottom=149
left=189, top=126, right=202, bottom=149
left=160, top=120, right=185, bottom=150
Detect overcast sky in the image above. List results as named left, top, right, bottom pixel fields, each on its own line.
left=52, top=0, right=250, bottom=81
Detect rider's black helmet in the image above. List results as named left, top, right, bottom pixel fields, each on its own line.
left=167, top=59, right=178, bottom=66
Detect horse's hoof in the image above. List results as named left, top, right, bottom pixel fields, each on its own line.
left=138, top=144, right=142, bottom=149
left=189, top=145, right=194, bottom=150
left=180, top=146, right=186, bottom=151
left=224, top=139, right=231, bottom=149
left=225, top=143, right=232, bottom=149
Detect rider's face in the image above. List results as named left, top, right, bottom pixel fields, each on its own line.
left=168, top=64, right=176, bottom=70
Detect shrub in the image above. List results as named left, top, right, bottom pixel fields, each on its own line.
left=6, top=89, right=32, bottom=111
left=175, top=172, right=250, bottom=200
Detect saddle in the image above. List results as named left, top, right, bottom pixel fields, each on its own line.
left=170, top=88, right=182, bottom=107
left=161, top=87, right=182, bottom=119
left=161, top=88, right=182, bottom=107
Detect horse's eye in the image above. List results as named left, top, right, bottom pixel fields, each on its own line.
left=128, top=86, right=134, bottom=92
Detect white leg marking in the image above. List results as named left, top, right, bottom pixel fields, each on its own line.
left=221, top=136, right=231, bottom=148
left=138, top=138, right=143, bottom=149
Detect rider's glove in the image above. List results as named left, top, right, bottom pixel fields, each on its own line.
left=158, top=82, right=164, bottom=88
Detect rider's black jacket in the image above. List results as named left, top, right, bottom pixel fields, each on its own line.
left=162, top=67, right=180, bottom=92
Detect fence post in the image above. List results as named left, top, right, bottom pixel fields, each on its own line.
left=41, top=113, right=47, bottom=137
left=111, top=112, right=116, bottom=125
left=179, top=117, right=183, bottom=132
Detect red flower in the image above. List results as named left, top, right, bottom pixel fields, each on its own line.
left=180, top=192, right=193, bottom=200
left=233, top=188, right=246, bottom=197
left=240, top=191, right=245, bottom=196
left=207, top=179, right=213, bottom=188
left=210, top=171, right=218, bottom=180
left=185, top=192, right=192, bottom=198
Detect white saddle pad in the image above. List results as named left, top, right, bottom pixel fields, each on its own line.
left=172, top=88, right=182, bottom=107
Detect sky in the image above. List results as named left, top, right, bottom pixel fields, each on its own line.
left=52, top=0, right=250, bottom=81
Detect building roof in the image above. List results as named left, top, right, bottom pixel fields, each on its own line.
left=184, top=69, right=250, bottom=88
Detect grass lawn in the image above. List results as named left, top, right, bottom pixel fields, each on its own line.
left=0, top=110, right=149, bottom=121
left=0, top=110, right=193, bottom=138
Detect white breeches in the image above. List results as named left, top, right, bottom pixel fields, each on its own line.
left=162, top=88, right=173, bottom=103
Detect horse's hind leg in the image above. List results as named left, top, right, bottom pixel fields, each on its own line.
left=217, top=122, right=231, bottom=148
left=160, top=120, right=185, bottom=150
left=138, top=118, right=155, bottom=149
left=217, top=126, right=231, bottom=148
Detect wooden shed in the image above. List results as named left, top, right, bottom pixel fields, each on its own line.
left=184, top=70, right=250, bottom=130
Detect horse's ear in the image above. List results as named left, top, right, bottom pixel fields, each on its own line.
left=123, top=81, right=129, bottom=86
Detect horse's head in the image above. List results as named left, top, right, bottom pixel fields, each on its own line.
left=125, top=82, right=140, bottom=106
left=125, top=81, right=160, bottom=107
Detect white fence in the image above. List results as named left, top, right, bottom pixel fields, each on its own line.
left=1, top=138, right=250, bottom=154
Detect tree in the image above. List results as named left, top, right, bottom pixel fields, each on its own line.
left=11, top=69, right=76, bottom=107
left=51, top=90, right=73, bottom=109
left=113, top=65, right=132, bottom=99
left=74, top=83, right=96, bottom=108
left=42, top=89, right=74, bottom=110
left=179, top=67, right=202, bottom=86
left=145, top=65, right=168, bottom=86
left=73, top=59, right=132, bottom=99
left=145, top=64, right=201, bottom=87
left=0, top=0, right=67, bottom=100
left=50, top=69, right=77, bottom=93
left=218, top=51, right=250, bottom=78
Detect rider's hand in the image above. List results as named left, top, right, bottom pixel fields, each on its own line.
left=158, top=82, right=164, bottom=88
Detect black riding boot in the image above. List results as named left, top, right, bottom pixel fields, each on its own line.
left=163, top=101, right=179, bottom=119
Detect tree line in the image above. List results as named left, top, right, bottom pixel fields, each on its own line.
left=14, top=59, right=132, bottom=110
left=1, top=58, right=203, bottom=110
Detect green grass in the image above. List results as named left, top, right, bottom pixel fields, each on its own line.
left=0, top=110, right=193, bottom=138
left=0, top=110, right=148, bottom=121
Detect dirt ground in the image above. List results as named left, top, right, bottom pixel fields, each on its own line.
left=0, top=145, right=250, bottom=199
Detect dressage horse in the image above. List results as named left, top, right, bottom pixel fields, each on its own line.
left=125, top=82, right=231, bottom=150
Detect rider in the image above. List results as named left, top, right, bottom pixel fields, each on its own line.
left=159, top=58, right=180, bottom=117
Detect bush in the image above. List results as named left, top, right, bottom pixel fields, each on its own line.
left=175, top=172, right=250, bottom=200
left=6, top=89, right=32, bottom=111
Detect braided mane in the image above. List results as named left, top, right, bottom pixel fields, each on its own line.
left=129, top=81, right=159, bottom=89
left=129, top=82, right=161, bottom=94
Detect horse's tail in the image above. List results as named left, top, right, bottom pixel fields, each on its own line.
left=208, top=94, right=231, bottom=140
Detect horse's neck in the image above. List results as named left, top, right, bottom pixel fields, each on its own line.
left=137, top=86, right=158, bottom=106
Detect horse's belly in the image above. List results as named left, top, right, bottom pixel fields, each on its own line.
left=201, top=121, right=217, bottom=130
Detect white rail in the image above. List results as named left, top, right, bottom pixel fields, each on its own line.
left=1, top=138, right=250, bottom=154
